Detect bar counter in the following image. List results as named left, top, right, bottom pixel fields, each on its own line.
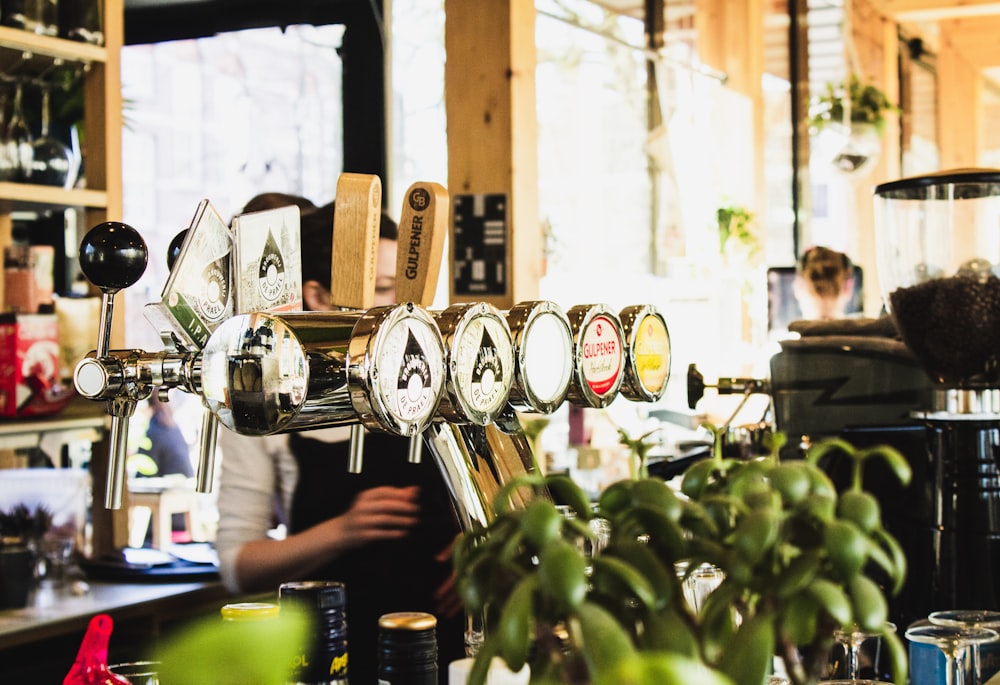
left=0, top=578, right=234, bottom=680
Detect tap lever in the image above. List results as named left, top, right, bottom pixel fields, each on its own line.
left=686, top=363, right=770, bottom=410
left=196, top=410, right=219, bottom=493
left=348, top=425, right=366, bottom=473
left=330, top=173, right=381, bottom=312
left=78, top=222, right=148, bottom=358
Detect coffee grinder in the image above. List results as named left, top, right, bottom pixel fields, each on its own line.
left=864, top=169, right=1000, bottom=627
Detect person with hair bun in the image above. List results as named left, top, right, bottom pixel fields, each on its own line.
left=794, top=245, right=854, bottom=320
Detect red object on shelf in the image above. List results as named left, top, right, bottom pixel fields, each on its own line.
left=0, top=312, right=75, bottom=417
left=62, top=614, right=131, bottom=685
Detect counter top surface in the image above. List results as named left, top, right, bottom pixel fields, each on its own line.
left=0, top=578, right=230, bottom=648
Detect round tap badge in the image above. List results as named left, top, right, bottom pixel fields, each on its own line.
left=375, top=315, right=443, bottom=428
left=580, top=315, right=623, bottom=397
left=199, top=253, right=231, bottom=322
left=452, top=311, right=514, bottom=421
left=634, top=313, right=670, bottom=395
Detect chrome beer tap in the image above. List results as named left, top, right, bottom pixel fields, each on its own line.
left=73, top=222, right=201, bottom=509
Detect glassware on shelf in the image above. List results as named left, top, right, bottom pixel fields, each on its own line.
left=6, top=81, right=33, bottom=182
left=929, top=610, right=1000, bottom=685
left=0, top=86, right=18, bottom=182
left=58, top=0, right=102, bottom=44
left=905, top=623, right=999, bottom=685
left=30, top=84, right=76, bottom=188
left=2, top=0, right=58, bottom=35
left=832, top=622, right=897, bottom=681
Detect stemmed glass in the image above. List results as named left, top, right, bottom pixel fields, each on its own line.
left=7, top=80, right=33, bottom=182
left=905, top=623, right=999, bottom=685
left=929, top=610, right=1000, bottom=685
left=30, top=83, right=76, bottom=188
left=832, top=621, right=896, bottom=680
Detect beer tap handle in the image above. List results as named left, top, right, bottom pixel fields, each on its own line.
left=331, top=173, right=382, bottom=472
left=396, top=182, right=449, bottom=463
left=76, top=222, right=149, bottom=509
left=78, top=222, right=148, bottom=358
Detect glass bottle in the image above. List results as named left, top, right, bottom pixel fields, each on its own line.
left=377, top=612, right=439, bottom=685
left=58, top=0, right=102, bottom=44
left=279, top=580, right=349, bottom=685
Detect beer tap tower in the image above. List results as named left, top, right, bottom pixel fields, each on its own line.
left=71, top=178, right=672, bottom=549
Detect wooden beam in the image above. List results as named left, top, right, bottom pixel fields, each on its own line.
left=939, top=20, right=983, bottom=166
left=873, top=0, right=1000, bottom=21
left=939, top=16, right=1000, bottom=66
left=444, top=0, right=540, bottom=309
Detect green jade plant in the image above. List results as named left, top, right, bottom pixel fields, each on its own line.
left=454, top=427, right=911, bottom=685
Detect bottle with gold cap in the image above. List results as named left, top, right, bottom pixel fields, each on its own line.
left=377, top=611, right=438, bottom=685
left=279, top=581, right=349, bottom=685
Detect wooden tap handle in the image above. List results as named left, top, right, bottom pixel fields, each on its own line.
left=396, top=181, right=449, bottom=306
left=330, top=172, right=382, bottom=310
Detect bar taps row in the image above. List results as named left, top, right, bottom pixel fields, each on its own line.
left=71, top=174, right=673, bottom=529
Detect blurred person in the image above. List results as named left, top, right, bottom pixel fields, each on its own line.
left=136, top=391, right=194, bottom=480
left=215, top=196, right=464, bottom=684
left=794, top=245, right=855, bottom=320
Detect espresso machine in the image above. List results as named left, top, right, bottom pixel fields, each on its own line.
left=771, top=169, right=1000, bottom=629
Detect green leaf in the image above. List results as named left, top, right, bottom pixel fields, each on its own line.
left=156, top=605, right=309, bottom=685
left=806, top=578, right=853, bottom=628
left=546, top=474, right=593, bottom=520
left=848, top=574, right=888, bottom=632
left=716, top=612, right=775, bottom=685
left=496, top=576, right=536, bottom=672
left=538, top=539, right=588, bottom=611
left=572, top=601, right=637, bottom=676
left=591, top=555, right=658, bottom=610
left=599, top=652, right=734, bottom=685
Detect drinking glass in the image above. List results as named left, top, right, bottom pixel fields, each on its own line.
left=7, top=81, right=33, bottom=182
left=832, top=621, right=896, bottom=680
left=0, top=86, right=17, bottom=181
left=929, top=610, right=1000, bottom=685
left=905, top=624, right=999, bottom=685
left=109, top=660, right=161, bottom=685
left=675, top=561, right=725, bottom=614
left=30, top=84, right=76, bottom=188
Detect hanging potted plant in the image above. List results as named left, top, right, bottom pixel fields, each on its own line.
left=808, top=74, right=898, bottom=175
left=454, top=433, right=911, bottom=685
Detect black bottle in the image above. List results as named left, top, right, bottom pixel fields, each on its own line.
left=279, top=581, right=349, bottom=685
left=377, top=612, right=438, bottom=685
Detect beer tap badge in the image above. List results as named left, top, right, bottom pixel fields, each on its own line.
left=373, top=317, right=442, bottom=426
left=232, top=205, right=303, bottom=314
left=470, top=326, right=504, bottom=411
left=580, top=315, right=623, bottom=396
left=145, top=199, right=235, bottom=350
left=200, top=255, right=231, bottom=322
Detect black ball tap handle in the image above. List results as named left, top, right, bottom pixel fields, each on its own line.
left=75, top=222, right=148, bottom=510
left=166, top=229, right=188, bottom=272
left=78, top=221, right=148, bottom=358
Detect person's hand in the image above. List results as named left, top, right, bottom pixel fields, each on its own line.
left=433, top=535, right=463, bottom=619
left=335, top=485, right=421, bottom=549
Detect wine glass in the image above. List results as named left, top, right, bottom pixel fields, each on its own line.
left=30, top=83, right=76, bottom=188
left=832, top=621, right=896, bottom=680
left=7, top=80, right=33, bottom=182
left=905, top=623, right=999, bottom=685
left=929, top=610, right=1000, bottom=685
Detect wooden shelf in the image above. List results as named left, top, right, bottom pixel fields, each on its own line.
left=0, top=395, right=108, bottom=451
left=0, top=26, right=106, bottom=69
left=0, top=182, right=107, bottom=210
